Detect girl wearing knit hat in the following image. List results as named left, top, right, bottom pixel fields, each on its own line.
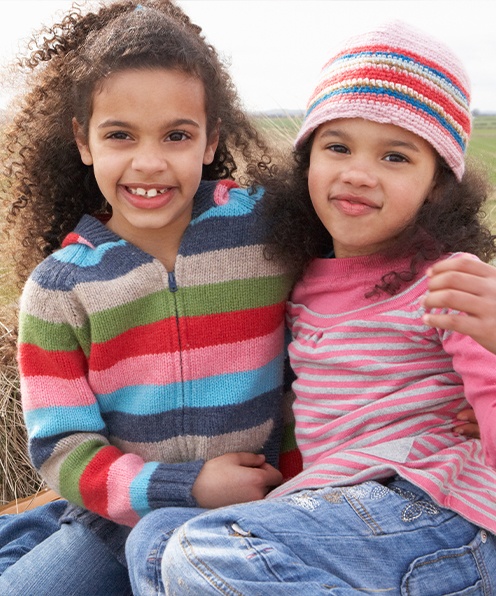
left=160, top=20, right=496, bottom=593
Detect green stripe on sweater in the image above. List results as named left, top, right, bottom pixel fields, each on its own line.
left=59, top=439, right=107, bottom=505
left=87, top=275, right=290, bottom=342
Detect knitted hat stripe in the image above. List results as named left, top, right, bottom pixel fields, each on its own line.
left=307, top=87, right=467, bottom=151
left=332, top=48, right=469, bottom=105
left=307, top=78, right=470, bottom=143
left=295, top=21, right=472, bottom=180
left=308, top=73, right=470, bottom=132
left=317, top=57, right=470, bottom=119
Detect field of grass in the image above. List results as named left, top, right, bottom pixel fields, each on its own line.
left=469, top=116, right=496, bottom=183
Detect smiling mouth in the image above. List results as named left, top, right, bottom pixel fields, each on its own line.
left=126, top=187, right=170, bottom=198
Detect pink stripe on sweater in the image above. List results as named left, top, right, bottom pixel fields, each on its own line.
left=89, top=325, right=284, bottom=393
left=20, top=375, right=96, bottom=411
left=106, top=453, right=144, bottom=526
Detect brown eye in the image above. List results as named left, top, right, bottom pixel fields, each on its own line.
left=108, top=131, right=130, bottom=140
left=385, top=153, right=408, bottom=163
left=328, top=143, right=349, bottom=154
left=167, top=131, right=188, bottom=142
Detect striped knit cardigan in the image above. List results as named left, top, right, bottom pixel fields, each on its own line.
left=18, top=180, right=294, bottom=528
left=269, top=252, right=496, bottom=534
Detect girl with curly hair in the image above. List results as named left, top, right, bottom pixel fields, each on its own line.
left=0, top=1, right=295, bottom=593
left=151, top=21, right=496, bottom=594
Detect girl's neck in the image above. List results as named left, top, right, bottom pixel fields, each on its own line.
left=105, top=218, right=190, bottom=272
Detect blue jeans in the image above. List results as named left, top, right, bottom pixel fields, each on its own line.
left=0, top=500, right=67, bottom=575
left=126, top=506, right=207, bottom=595
left=162, top=478, right=496, bottom=595
left=0, top=518, right=132, bottom=595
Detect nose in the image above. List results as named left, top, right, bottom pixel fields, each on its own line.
left=340, top=157, right=378, bottom=188
left=132, top=141, right=167, bottom=174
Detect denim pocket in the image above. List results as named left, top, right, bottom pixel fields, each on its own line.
left=401, top=531, right=486, bottom=596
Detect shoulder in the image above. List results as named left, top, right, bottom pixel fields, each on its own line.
left=27, top=216, right=153, bottom=293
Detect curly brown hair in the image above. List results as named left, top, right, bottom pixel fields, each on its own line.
left=261, top=138, right=496, bottom=296
left=1, top=0, right=273, bottom=287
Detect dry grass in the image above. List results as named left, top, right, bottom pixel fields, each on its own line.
left=0, top=309, right=44, bottom=505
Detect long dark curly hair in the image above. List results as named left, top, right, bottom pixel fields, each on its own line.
left=261, top=136, right=496, bottom=297
left=1, top=0, right=273, bottom=287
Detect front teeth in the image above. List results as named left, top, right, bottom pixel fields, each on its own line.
left=129, top=187, right=166, bottom=198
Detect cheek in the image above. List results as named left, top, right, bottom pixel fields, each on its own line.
left=307, top=164, right=326, bottom=200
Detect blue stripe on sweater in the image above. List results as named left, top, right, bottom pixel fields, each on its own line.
left=52, top=240, right=127, bottom=266
left=27, top=390, right=282, bottom=469
left=96, top=356, right=283, bottom=415
left=24, top=358, right=282, bottom=440
left=31, top=243, right=155, bottom=291
left=129, top=462, right=159, bottom=516
left=102, top=388, right=282, bottom=443
left=25, top=403, right=105, bottom=438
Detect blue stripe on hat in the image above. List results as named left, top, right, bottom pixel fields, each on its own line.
left=306, top=86, right=466, bottom=151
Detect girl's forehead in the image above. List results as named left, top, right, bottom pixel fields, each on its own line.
left=95, top=67, right=203, bottom=94
left=88, top=68, right=208, bottom=128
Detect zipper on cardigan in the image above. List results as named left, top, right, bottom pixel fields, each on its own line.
left=168, top=271, right=178, bottom=292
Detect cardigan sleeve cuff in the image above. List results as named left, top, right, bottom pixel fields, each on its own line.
left=146, top=459, right=204, bottom=509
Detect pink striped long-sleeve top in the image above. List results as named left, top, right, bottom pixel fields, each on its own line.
left=267, top=252, right=496, bottom=534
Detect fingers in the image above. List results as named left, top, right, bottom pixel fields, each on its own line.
left=453, top=409, right=480, bottom=439
left=422, top=290, right=487, bottom=317
left=422, top=311, right=484, bottom=335
left=427, top=255, right=491, bottom=279
left=453, top=422, right=480, bottom=440
left=425, top=257, right=496, bottom=302
left=259, top=462, right=283, bottom=489
left=233, top=452, right=266, bottom=467
left=457, top=408, right=477, bottom=424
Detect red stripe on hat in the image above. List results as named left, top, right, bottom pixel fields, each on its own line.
left=331, top=44, right=469, bottom=100
left=315, top=64, right=470, bottom=132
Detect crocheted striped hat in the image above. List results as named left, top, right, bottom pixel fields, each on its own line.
left=295, top=21, right=471, bottom=180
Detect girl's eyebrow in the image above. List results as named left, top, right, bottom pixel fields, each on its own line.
left=97, top=118, right=201, bottom=129
left=318, top=128, right=346, bottom=140
left=386, top=140, right=421, bottom=152
left=318, top=128, right=420, bottom=152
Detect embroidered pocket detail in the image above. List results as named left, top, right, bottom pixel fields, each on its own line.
left=401, top=500, right=440, bottom=522
left=285, top=492, right=321, bottom=511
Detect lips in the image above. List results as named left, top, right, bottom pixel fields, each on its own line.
left=331, top=194, right=379, bottom=216
left=122, top=185, right=175, bottom=210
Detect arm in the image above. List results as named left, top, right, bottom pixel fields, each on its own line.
left=440, top=317, right=496, bottom=467
left=422, top=255, right=496, bottom=354
left=19, top=277, right=281, bottom=526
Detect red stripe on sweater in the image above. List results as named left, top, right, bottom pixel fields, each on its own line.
left=90, top=303, right=285, bottom=370
left=79, top=446, right=122, bottom=517
left=19, top=343, right=88, bottom=378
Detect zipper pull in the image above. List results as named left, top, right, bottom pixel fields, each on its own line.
left=168, top=271, right=178, bottom=292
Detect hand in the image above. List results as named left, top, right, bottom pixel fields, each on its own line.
left=453, top=408, right=480, bottom=439
left=422, top=256, right=496, bottom=354
left=192, top=452, right=283, bottom=509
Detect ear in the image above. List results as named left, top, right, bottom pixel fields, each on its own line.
left=73, top=118, right=93, bottom=166
left=203, top=119, right=221, bottom=165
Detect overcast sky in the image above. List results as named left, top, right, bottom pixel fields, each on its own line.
left=0, top=0, right=494, bottom=113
